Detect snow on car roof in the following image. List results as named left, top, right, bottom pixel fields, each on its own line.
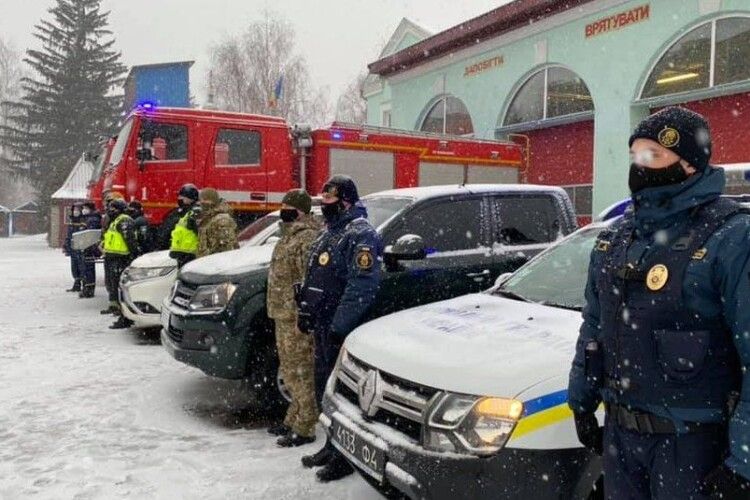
left=365, top=183, right=567, bottom=201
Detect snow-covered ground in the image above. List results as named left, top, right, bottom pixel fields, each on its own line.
left=0, top=235, right=379, bottom=499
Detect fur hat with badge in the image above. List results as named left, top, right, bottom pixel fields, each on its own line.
left=629, top=107, right=712, bottom=170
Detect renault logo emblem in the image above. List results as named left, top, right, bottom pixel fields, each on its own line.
left=358, top=370, right=379, bottom=416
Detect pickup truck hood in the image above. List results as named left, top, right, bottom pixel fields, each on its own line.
left=345, top=293, right=582, bottom=398
left=129, top=250, right=175, bottom=268
left=181, top=245, right=275, bottom=282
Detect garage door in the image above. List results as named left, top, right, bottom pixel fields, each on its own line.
left=419, top=162, right=465, bottom=186
left=329, top=149, right=394, bottom=195
left=466, top=165, right=518, bottom=184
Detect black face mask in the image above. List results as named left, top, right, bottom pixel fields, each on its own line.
left=628, top=161, right=689, bottom=194
left=279, top=208, right=299, bottom=223
left=177, top=199, right=192, bottom=209
left=321, top=201, right=344, bottom=223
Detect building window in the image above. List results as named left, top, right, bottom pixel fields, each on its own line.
left=381, top=109, right=392, bottom=127
left=641, top=16, right=750, bottom=98
left=502, top=67, right=593, bottom=127
left=562, top=185, right=593, bottom=218
left=419, top=96, right=474, bottom=135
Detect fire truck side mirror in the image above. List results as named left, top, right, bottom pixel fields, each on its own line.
left=136, top=147, right=153, bottom=167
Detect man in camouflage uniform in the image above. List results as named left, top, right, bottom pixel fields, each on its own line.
left=266, top=189, right=322, bottom=447
left=196, top=188, right=239, bottom=258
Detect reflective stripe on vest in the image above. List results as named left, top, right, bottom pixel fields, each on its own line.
left=170, top=210, right=199, bottom=254
left=103, top=213, right=131, bottom=255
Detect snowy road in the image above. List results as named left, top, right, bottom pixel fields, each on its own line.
left=0, top=236, right=379, bottom=499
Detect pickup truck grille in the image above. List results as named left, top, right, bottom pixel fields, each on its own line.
left=335, top=353, right=438, bottom=442
left=171, top=281, right=196, bottom=309
left=166, top=324, right=184, bottom=344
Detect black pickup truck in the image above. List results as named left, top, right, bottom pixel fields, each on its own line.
left=161, top=184, right=578, bottom=408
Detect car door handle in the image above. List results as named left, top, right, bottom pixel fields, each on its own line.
left=466, top=270, right=490, bottom=281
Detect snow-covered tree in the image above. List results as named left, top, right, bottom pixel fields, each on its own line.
left=207, top=11, right=331, bottom=127
left=335, top=71, right=367, bottom=124
left=0, top=0, right=126, bottom=211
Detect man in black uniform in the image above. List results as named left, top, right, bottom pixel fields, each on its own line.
left=568, top=107, right=750, bottom=499
left=296, top=175, right=383, bottom=482
left=127, top=200, right=152, bottom=256
left=167, top=184, right=201, bottom=268
left=78, top=201, right=101, bottom=298
left=63, top=202, right=85, bottom=292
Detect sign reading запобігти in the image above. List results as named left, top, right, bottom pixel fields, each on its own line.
left=464, top=55, right=504, bottom=77
left=585, top=4, right=650, bottom=39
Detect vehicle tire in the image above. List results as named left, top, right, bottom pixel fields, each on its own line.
left=244, top=322, right=289, bottom=418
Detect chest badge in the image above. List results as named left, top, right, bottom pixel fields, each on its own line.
left=646, top=264, right=669, bottom=291
left=318, top=252, right=330, bottom=266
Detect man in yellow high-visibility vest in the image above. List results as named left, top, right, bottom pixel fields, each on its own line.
left=103, top=199, right=138, bottom=330
left=169, top=184, right=200, bottom=268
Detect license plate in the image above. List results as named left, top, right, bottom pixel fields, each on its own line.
left=331, top=417, right=386, bottom=482
left=160, top=306, right=170, bottom=331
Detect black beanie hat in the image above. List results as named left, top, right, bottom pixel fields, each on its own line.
left=178, top=183, right=200, bottom=201
left=629, top=107, right=712, bottom=170
left=322, top=175, right=359, bottom=204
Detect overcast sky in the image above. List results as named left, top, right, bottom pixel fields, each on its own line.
left=0, top=0, right=509, bottom=106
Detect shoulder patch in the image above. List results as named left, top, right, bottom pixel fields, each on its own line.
left=356, top=248, right=374, bottom=270
left=595, top=239, right=610, bottom=252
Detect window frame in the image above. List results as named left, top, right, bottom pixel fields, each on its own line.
left=637, top=14, right=750, bottom=104
left=138, top=119, right=189, bottom=164
left=499, top=65, right=594, bottom=130
left=382, top=195, right=490, bottom=254
left=417, top=95, right=474, bottom=137
left=490, top=194, right=559, bottom=247
left=213, top=127, right=262, bottom=168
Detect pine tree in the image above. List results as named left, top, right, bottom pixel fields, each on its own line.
left=0, top=0, right=126, bottom=212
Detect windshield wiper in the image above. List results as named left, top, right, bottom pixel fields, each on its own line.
left=493, top=288, right=530, bottom=302
left=539, top=301, right=582, bottom=312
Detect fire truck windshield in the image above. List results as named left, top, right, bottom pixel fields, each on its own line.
left=89, top=142, right=109, bottom=182
left=108, top=118, right=133, bottom=168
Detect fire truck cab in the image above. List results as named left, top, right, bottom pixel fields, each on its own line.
left=95, top=105, right=525, bottom=226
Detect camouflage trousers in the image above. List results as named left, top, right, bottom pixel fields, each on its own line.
left=275, top=319, right=318, bottom=437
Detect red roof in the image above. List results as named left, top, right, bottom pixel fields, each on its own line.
left=128, top=107, right=289, bottom=128
left=368, top=0, right=596, bottom=76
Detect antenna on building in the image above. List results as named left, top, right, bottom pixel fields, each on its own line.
left=204, top=70, right=217, bottom=110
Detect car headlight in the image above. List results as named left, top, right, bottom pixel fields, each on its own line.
left=424, top=393, right=523, bottom=456
left=123, top=266, right=175, bottom=283
left=188, top=283, right=237, bottom=312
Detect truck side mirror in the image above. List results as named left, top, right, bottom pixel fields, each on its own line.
left=384, top=234, right=426, bottom=270
left=136, top=147, right=152, bottom=168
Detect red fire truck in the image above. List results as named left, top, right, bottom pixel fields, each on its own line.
left=91, top=105, right=525, bottom=225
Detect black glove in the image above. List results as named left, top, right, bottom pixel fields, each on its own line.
left=574, top=412, right=603, bottom=455
left=700, top=464, right=750, bottom=499
left=297, top=309, right=315, bottom=335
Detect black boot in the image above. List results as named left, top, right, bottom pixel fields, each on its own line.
left=66, top=281, right=81, bottom=292
left=277, top=433, right=315, bottom=448
left=79, top=285, right=95, bottom=298
left=109, top=316, right=133, bottom=329
left=267, top=423, right=291, bottom=436
left=301, top=446, right=333, bottom=468
left=316, top=454, right=354, bottom=482
left=101, top=302, right=119, bottom=315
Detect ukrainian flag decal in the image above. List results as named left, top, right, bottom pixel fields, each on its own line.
left=510, top=389, right=573, bottom=440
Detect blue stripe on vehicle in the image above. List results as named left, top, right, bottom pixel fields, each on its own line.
left=522, top=389, right=568, bottom=417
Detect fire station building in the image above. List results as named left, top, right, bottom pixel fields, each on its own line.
left=364, top=0, right=750, bottom=219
